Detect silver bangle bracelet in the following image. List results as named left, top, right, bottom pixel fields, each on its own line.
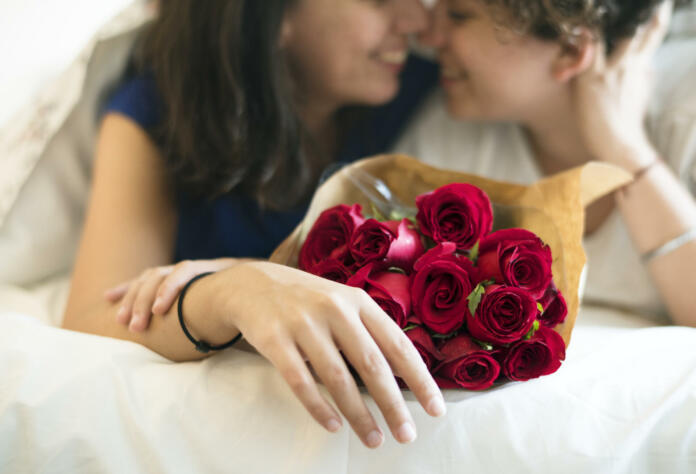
left=641, top=228, right=696, bottom=263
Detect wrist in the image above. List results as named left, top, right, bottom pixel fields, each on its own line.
left=597, top=139, right=658, bottom=174
left=180, top=272, right=241, bottom=347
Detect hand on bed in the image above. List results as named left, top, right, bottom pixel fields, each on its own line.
left=105, top=258, right=253, bottom=332
left=572, top=1, right=672, bottom=171
left=214, top=261, right=446, bottom=448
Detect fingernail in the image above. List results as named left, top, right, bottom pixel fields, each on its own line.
left=366, top=430, right=383, bottom=448
left=152, top=298, right=163, bottom=312
left=129, top=316, right=139, bottom=332
left=427, top=396, right=447, bottom=417
left=396, top=422, right=416, bottom=444
left=116, top=307, right=127, bottom=323
left=325, top=419, right=341, bottom=433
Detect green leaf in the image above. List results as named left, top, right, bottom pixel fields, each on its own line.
left=370, top=203, right=388, bottom=222
left=388, top=267, right=407, bottom=275
left=524, top=320, right=541, bottom=340
left=537, top=302, right=544, bottom=313
left=389, top=209, right=416, bottom=222
left=431, top=330, right=459, bottom=340
left=467, top=283, right=486, bottom=317
left=472, top=337, right=494, bottom=351
left=403, top=324, right=419, bottom=332
left=466, top=280, right=495, bottom=317
left=468, top=240, right=481, bottom=265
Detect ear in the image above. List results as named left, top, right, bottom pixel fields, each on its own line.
left=551, top=29, right=596, bottom=83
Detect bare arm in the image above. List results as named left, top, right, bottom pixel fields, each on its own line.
left=61, top=113, right=239, bottom=361
left=60, top=113, right=445, bottom=447
left=608, top=145, right=696, bottom=327
left=573, top=2, right=696, bottom=326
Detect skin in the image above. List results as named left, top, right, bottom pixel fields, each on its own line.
left=423, top=0, right=696, bottom=326
left=63, top=0, right=445, bottom=451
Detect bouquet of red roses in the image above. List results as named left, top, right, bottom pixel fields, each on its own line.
left=271, top=154, right=631, bottom=390
left=297, top=182, right=568, bottom=390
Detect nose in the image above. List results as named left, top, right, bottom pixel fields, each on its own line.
left=393, top=0, right=430, bottom=35
left=418, top=0, right=447, bottom=49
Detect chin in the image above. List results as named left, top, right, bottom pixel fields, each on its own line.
left=445, top=99, right=480, bottom=121
left=354, top=78, right=400, bottom=106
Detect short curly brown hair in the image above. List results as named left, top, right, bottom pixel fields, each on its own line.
left=483, top=0, right=691, bottom=52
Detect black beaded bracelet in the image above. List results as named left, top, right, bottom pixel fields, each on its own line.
left=177, top=271, right=242, bottom=354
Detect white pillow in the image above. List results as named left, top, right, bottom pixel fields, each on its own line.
left=0, top=0, right=154, bottom=287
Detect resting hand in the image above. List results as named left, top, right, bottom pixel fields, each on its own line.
left=106, top=258, right=253, bottom=331
left=214, top=261, right=445, bottom=448
left=572, top=1, right=672, bottom=171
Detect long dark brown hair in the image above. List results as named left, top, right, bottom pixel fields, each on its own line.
left=136, top=0, right=322, bottom=210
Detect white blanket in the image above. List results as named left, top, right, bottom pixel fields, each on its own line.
left=1, top=280, right=695, bottom=474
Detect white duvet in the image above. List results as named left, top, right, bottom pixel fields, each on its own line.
left=1, top=280, right=695, bottom=474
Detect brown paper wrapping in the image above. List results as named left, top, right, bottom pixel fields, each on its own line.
left=270, top=154, right=632, bottom=349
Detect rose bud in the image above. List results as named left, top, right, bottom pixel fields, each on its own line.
left=434, top=335, right=501, bottom=390
left=347, top=265, right=411, bottom=328
left=477, top=228, right=552, bottom=299
left=405, top=326, right=443, bottom=371
left=299, top=204, right=364, bottom=273
left=416, top=183, right=493, bottom=251
left=537, top=282, right=568, bottom=328
left=349, top=219, right=395, bottom=267
left=466, top=285, right=538, bottom=345
left=502, top=326, right=566, bottom=381
left=411, top=242, right=476, bottom=334
left=383, top=219, right=426, bottom=272
left=311, top=259, right=353, bottom=284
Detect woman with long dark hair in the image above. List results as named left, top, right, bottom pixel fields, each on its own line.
left=62, top=0, right=445, bottom=449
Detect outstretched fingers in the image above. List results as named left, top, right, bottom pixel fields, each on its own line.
left=265, top=338, right=345, bottom=435
left=358, top=294, right=446, bottom=419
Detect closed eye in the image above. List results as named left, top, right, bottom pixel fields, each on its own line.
left=447, top=9, right=473, bottom=23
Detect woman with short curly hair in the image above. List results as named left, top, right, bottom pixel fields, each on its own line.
left=401, top=0, right=696, bottom=326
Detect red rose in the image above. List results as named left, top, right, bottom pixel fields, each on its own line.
left=434, top=335, right=501, bottom=390
left=411, top=242, right=476, bottom=334
left=537, top=282, right=568, bottom=328
left=405, top=326, right=442, bottom=371
left=477, top=228, right=552, bottom=299
left=383, top=219, right=426, bottom=272
left=311, top=259, right=353, bottom=284
left=299, top=204, right=364, bottom=273
left=349, top=219, right=395, bottom=267
left=416, top=183, right=493, bottom=251
left=347, top=265, right=411, bottom=328
left=466, top=284, right=538, bottom=345
left=502, top=326, right=566, bottom=381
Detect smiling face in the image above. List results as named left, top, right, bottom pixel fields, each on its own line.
left=283, top=0, right=429, bottom=109
left=432, top=0, right=566, bottom=121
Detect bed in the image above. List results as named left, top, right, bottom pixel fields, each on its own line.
left=1, top=2, right=695, bottom=473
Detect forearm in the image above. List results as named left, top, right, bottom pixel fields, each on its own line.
left=62, top=272, right=240, bottom=361
left=614, top=151, right=696, bottom=327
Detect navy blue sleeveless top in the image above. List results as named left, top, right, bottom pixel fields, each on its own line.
left=105, top=55, right=438, bottom=261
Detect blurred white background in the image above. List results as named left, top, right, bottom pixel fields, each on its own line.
left=0, top=0, right=133, bottom=128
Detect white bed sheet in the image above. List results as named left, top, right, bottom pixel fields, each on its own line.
left=1, top=280, right=695, bottom=474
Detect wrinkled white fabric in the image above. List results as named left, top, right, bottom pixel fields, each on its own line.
left=1, top=280, right=695, bottom=474
left=0, top=0, right=153, bottom=287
